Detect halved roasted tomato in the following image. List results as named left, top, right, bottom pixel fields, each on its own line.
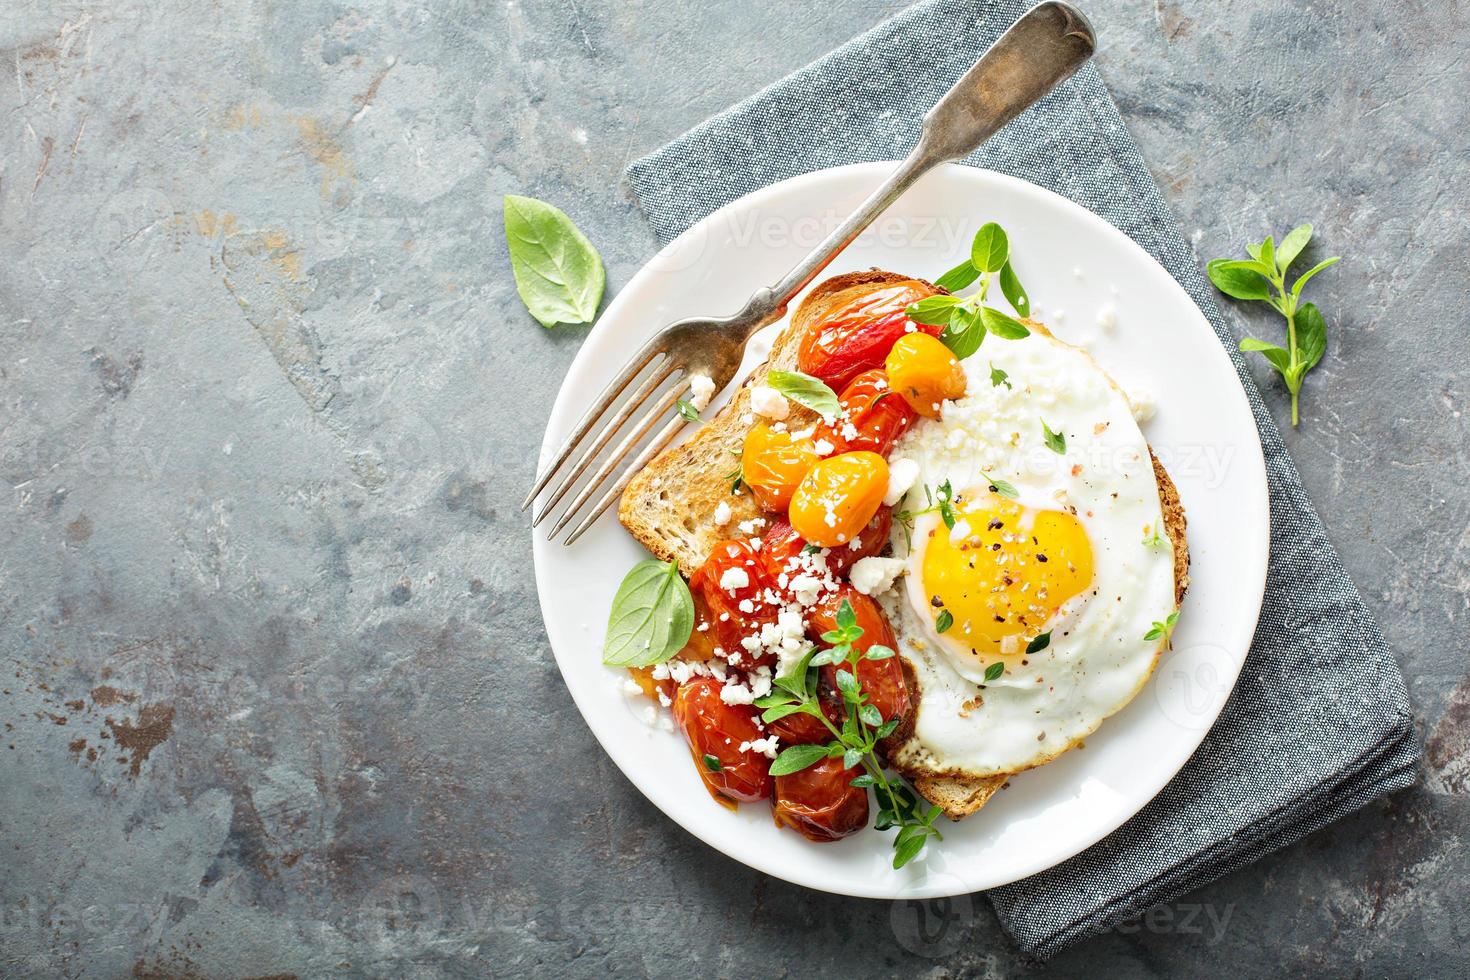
left=796, top=281, right=941, bottom=390
left=812, top=369, right=918, bottom=458
left=772, top=756, right=869, bottom=841
left=673, top=677, right=773, bottom=807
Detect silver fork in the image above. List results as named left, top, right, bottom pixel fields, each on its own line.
left=526, top=1, right=1096, bottom=545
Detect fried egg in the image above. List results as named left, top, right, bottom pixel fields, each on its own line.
left=880, top=327, right=1178, bottom=778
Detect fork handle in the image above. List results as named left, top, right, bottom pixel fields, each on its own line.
left=742, top=1, right=1096, bottom=329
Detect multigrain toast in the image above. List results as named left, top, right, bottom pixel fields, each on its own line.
left=618, top=270, right=1189, bottom=820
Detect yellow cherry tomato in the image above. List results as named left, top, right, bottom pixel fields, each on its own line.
left=884, top=332, right=966, bottom=418
left=742, top=422, right=820, bottom=511
left=789, top=451, right=890, bottom=547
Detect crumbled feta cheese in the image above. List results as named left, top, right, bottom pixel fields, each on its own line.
left=949, top=518, right=973, bottom=541
left=849, top=556, right=907, bottom=596
left=739, top=736, right=780, bottom=759
left=1096, top=304, right=1117, bottom=332
left=884, top=458, right=920, bottom=506
left=789, top=573, right=824, bottom=606
left=719, top=566, right=750, bottom=593
left=688, top=374, right=716, bottom=411
left=813, top=438, right=835, bottom=456
left=713, top=500, right=732, bottom=525
left=749, top=384, right=790, bottom=420
left=737, top=517, right=767, bottom=535
left=1127, top=386, right=1157, bottom=423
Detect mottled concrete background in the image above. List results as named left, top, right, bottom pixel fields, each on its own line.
left=0, top=0, right=1466, bottom=976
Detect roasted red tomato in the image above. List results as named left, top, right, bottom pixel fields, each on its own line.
left=763, top=668, right=845, bottom=746
left=807, top=585, right=910, bottom=725
left=772, top=756, right=870, bottom=841
left=673, top=677, right=773, bottom=807
left=759, top=509, right=892, bottom=586
left=796, top=281, right=942, bottom=390
left=813, top=369, right=918, bottom=458
left=689, top=539, right=778, bottom=665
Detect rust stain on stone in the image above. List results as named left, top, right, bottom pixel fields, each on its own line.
left=68, top=737, right=86, bottom=757
left=65, top=698, right=85, bottom=711
left=65, top=514, right=94, bottom=542
left=91, top=685, right=138, bottom=707
left=107, top=703, right=175, bottom=776
left=1426, top=672, right=1470, bottom=794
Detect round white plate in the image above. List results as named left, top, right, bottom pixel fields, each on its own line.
left=532, top=163, right=1268, bottom=898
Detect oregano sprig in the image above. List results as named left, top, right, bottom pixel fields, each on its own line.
left=908, top=222, right=1031, bottom=360
left=757, top=600, right=943, bottom=869
left=1207, top=223, right=1339, bottom=426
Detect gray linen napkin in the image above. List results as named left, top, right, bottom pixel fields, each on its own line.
left=624, top=0, right=1420, bottom=959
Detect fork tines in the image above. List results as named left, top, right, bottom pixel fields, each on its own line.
left=524, top=347, right=693, bottom=546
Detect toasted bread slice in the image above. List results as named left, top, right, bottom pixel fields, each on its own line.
left=618, top=274, right=1189, bottom=821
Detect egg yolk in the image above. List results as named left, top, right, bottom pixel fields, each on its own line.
left=920, top=492, right=1094, bottom=661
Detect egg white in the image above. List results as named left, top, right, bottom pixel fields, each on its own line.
left=880, top=328, right=1178, bottom=778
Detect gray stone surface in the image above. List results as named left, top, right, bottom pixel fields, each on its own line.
left=0, top=0, right=1465, bottom=976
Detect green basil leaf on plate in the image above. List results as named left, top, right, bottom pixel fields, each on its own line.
left=602, top=559, right=693, bottom=667
left=766, top=370, right=840, bottom=420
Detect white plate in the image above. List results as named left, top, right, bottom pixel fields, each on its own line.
left=531, top=163, right=1268, bottom=898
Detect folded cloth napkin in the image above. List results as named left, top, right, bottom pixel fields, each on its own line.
left=625, top=0, right=1420, bottom=959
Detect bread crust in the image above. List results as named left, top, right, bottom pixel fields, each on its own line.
left=616, top=272, right=1189, bottom=822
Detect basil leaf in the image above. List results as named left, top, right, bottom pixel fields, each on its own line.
left=1025, top=630, right=1051, bottom=654
left=1041, top=419, right=1066, bottom=455
left=1240, top=337, right=1292, bottom=375
left=858, top=704, right=882, bottom=727
left=1276, top=223, right=1313, bottom=272
left=934, top=260, right=981, bottom=293
left=1207, top=259, right=1272, bottom=301
left=905, top=294, right=964, bottom=326
left=979, top=306, right=1030, bottom=340
left=989, top=363, right=1011, bottom=389
left=842, top=748, right=863, bottom=770
left=1295, top=302, right=1327, bottom=373
left=875, top=718, right=900, bottom=739
left=503, top=195, right=605, bottom=327
left=765, top=370, right=840, bottom=420
left=939, top=306, right=986, bottom=360
left=864, top=644, right=896, bottom=661
left=934, top=609, right=953, bottom=634
left=984, top=661, right=1004, bottom=682
left=602, top=559, right=694, bottom=667
left=702, top=754, right=722, bottom=772
left=998, top=260, right=1030, bottom=317
left=970, top=222, right=1009, bottom=273
left=834, top=668, right=858, bottom=698
left=1291, top=256, right=1340, bottom=300
left=850, top=774, right=877, bottom=788
left=676, top=398, right=702, bottom=423
left=769, top=743, right=830, bottom=776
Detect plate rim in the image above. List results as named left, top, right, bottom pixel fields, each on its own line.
left=531, top=161, right=1270, bottom=898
